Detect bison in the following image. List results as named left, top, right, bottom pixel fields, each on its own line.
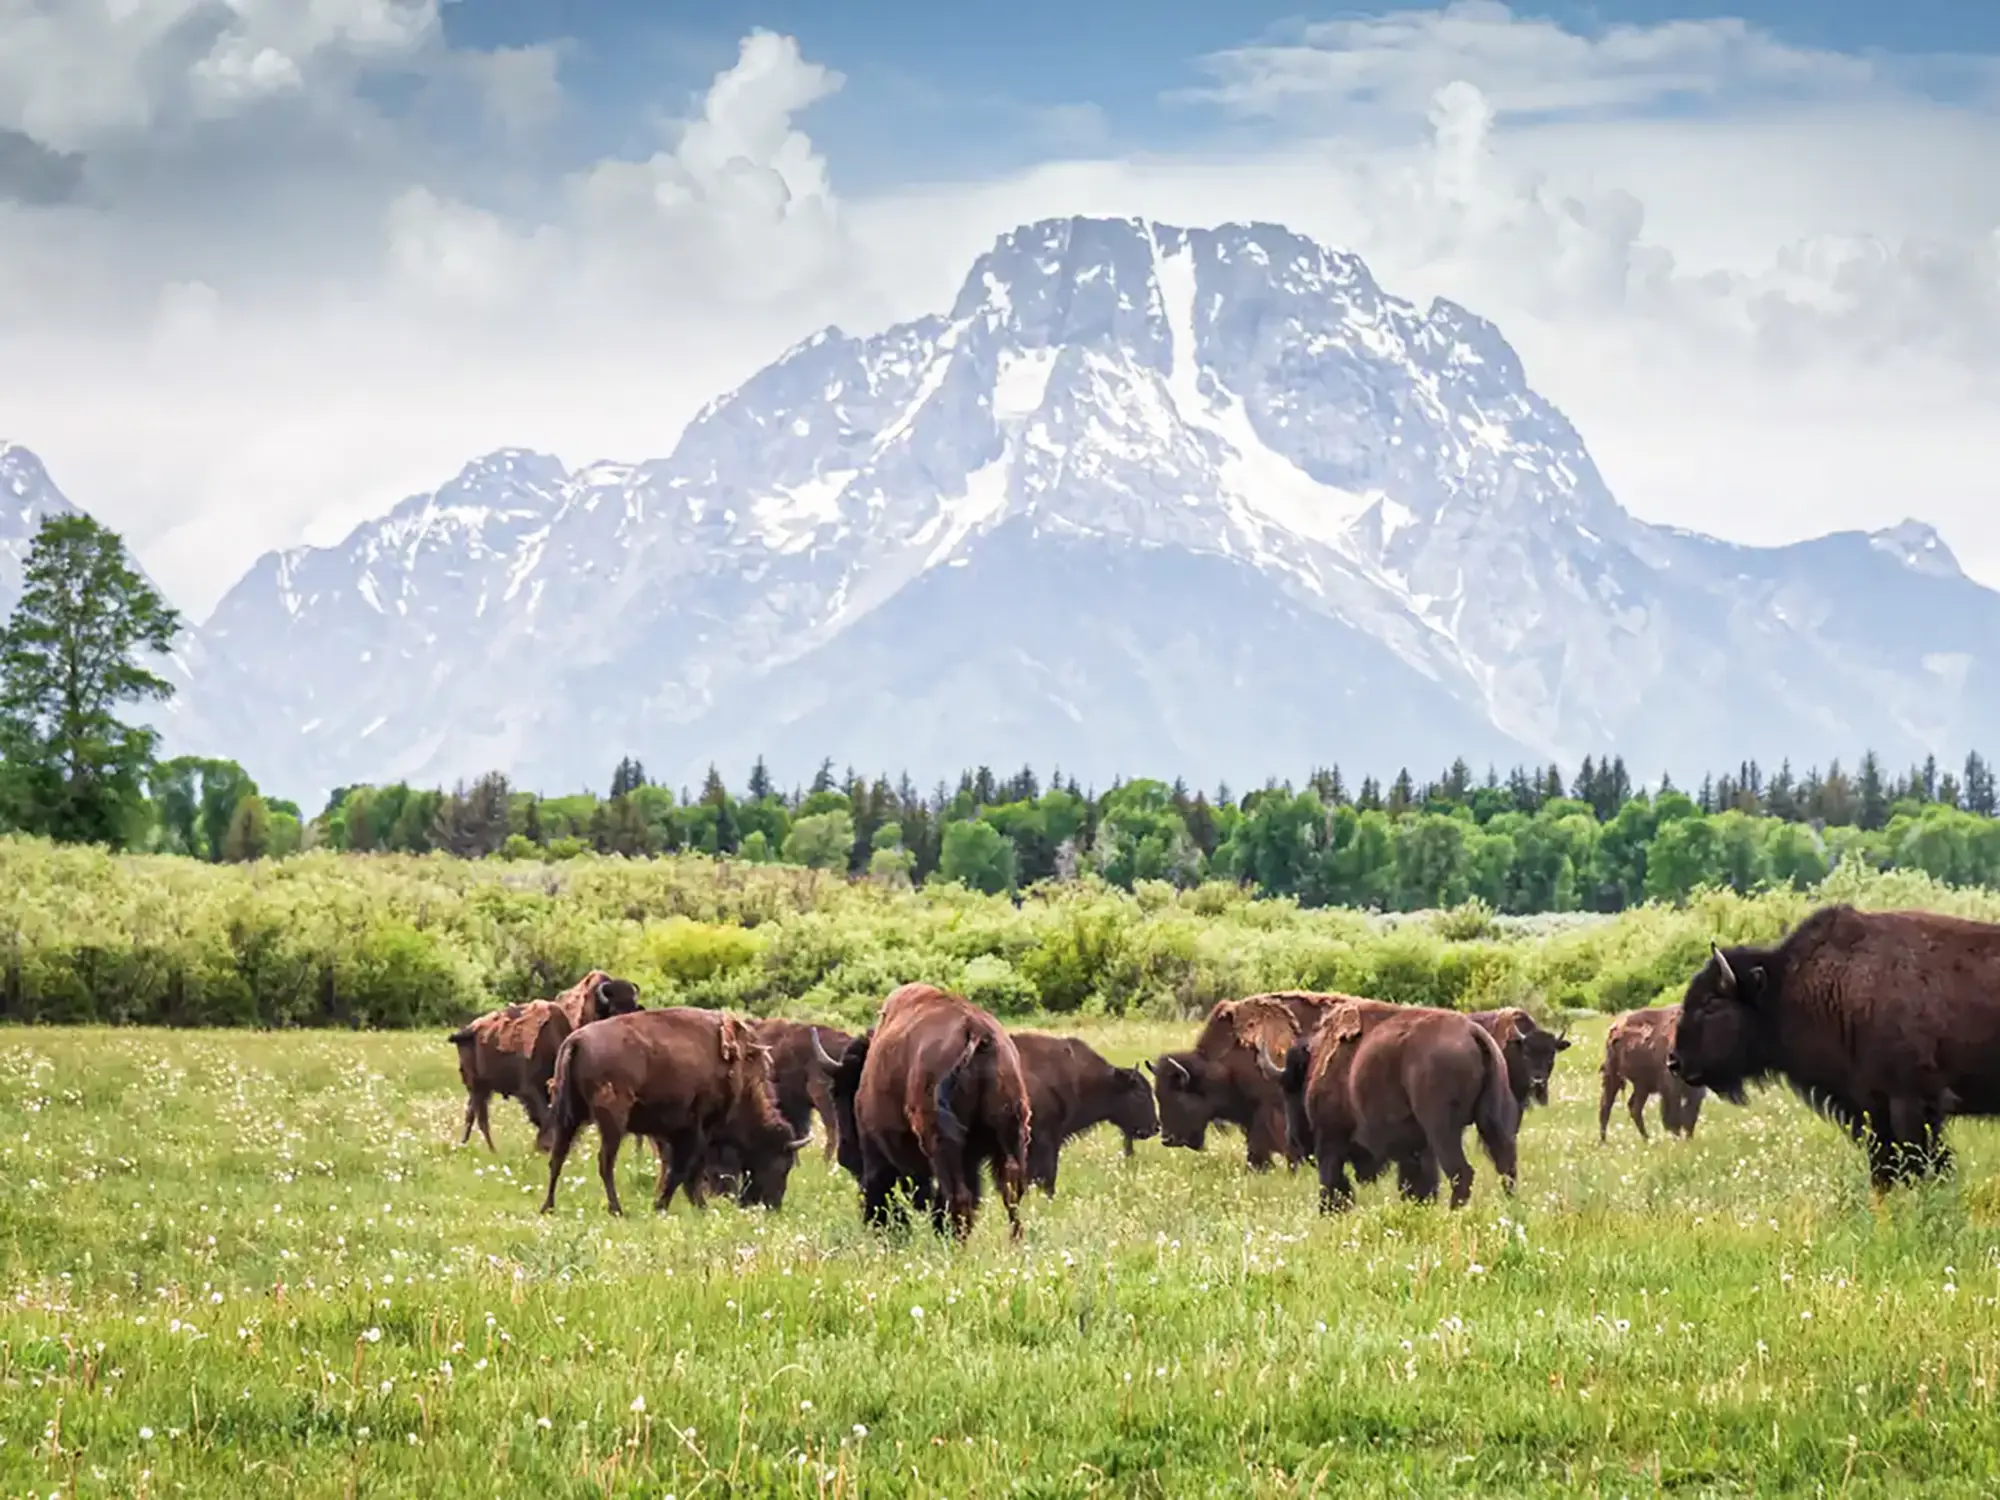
left=1668, top=905, right=2000, bottom=1187
left=539, top=1006, right=811, bottom=1216
left=701, top=1018, right=855, bottom=1203
left=1268, top=998, right=1519, bottom=1212
left=1469, top=1007, right=1572, bottom=1110
left=1010, top=1031, right=1158, bottom=1195
left=850, top=983, right=1032, bottom=1241
left=1598, top=1004, right=1705, bottom=1142
left=1151, top=992, right=1340, bottom=1170
left=447, top=971, right=642, bottom=1151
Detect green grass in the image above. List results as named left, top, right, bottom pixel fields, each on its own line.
left=5, top=1020, right=2000, bottom=1497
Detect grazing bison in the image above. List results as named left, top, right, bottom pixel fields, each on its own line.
left=1668, top=905, right=2000, bottom=1187
left=539, top=1007, right=811, bottom=1216
left=852, top=983, right=1032, bottom=1241
left=1151, top=992, right=1340, bottom=1170
left=1469, top=1007, right=1572, bottom=1109
left=1599, top=1004, right=1705, bottom=1142
left=447, top=972, right=642, bottom=1151
left=701, top=1018, right=855, bottom=1203
left=1269, top=998, right=1519, bottom=1212
left=1010, top=1031, right=1159, bottom=1195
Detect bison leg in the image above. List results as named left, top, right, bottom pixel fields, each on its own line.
left=1413, top=1104, right=1478, bottom=1209
left=860, top=1149, right=912, bottom=1233
left=1626, top=1084, right=1654, bottom=1141
left=1027, top=1138, right=1059, bottom=1198
left=538, top=1118, right=579, bottom=1215
left=932, top=1146, right=979, bottom=1242
left=1245, top=1107, right=1288, bottom=1172
left=1396, top=1151, right=1440, bottom=1202
left=1597, top=1073, right=1623, bottom=1144
left=595, top=1123, right=627, bottom=1216
left=1314, top=1129, right=1356, bottom=1213
left=654, top=1130, right=707, bottom=1212
left=462, top=1088, right=496, bottom=1152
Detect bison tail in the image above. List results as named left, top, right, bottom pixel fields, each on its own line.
left=935, top=1031, right=987, bottom=1147
left=1471, top=1026, right=1520, bottom=1167
left=548, top=1033, right=586, bottom=1142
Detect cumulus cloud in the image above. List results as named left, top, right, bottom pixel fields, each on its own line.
left=2, top=2, right=1999, bottom=614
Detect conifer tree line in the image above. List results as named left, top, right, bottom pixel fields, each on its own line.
left=305, top=745, right=2000, bottom=912
left=8, top=510, right=2000, bottom=913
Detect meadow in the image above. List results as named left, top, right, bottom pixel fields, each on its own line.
left=6, top=1013, right=2000, bottom=1497
left=10, top=844, right=2000, bottom=1494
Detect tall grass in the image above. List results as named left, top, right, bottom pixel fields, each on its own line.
left=5, top=835, right=2000, bottom=1029
left=3, top=1018, right=2000, bottom=1496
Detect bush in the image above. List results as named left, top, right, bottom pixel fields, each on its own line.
left=2, top=834, right=1997, bottom=1030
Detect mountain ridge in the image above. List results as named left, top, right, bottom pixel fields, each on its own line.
left=7, top=215, right=2000, bottom=802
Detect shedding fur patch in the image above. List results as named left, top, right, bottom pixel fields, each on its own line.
left=1209, top=996, right=1310, bottom=1058
left=477, top=999, right=562, bottom=1057
left=552, top=971, right=614, bottom=1027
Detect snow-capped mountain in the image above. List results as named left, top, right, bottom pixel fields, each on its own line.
left=16, top=216, right=2000, bottom=801
left=1, top=442, right=82, bottom=624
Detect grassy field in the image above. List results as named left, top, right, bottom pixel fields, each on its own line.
left=4, top=1019, right=2000, bottom=1497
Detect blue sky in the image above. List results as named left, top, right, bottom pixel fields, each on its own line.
left=438, top=0, right=2000, bottom=187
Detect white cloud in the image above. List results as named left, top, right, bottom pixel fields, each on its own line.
left=0, top=0, right=440, bottom=151
left=3, top=3, right=1999, bottom=616
left=1179, top=0, right=1883, bottom=122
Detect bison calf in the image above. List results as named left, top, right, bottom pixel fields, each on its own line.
left=1012, top=1031, right=1158, bottom=1195
left=1271, top=999, right=1518, bottom=1213
left=540, top=1007, right=810, bottom=1216
left=1469, top=1007, right=1571, bottom=1110
left=1599, top=1004, right=1704, bottom=1142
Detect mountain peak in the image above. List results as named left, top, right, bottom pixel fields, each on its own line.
left=1870, top=518, right=1963, bottom=578
left=106, top=212, right=2000, bottom=805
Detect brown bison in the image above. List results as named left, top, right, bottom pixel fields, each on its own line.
left=1669, top=905, right=2000, bottom=1187
left=851, top=983, right=1032, bottom=1241
left=539, top=1006, right=811, bottom=1216
left=1151, top=992, right=1340, bottom=1169
left=447, top=972, right=642, bottom=1151
left=1010, top=1031, right=1158, bottom=1195
left=1269, top=998, right=1519, bottom=1212
left=701, top=1018, right=855, bottom=1203
left=1469, top=1007, right=1572, bottom=1109
left=1599, top=1004, right=1705, bottom=1141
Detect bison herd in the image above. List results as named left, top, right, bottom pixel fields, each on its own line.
left=446, top=903, right=2000, bottom=1236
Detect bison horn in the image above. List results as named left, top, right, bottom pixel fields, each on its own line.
left=1256, top=1043, right=1285, bottom=1079
left=1139, top=1059, right=1154, bottom=1076
left=788, top=1133, right=813, bottom=1152
left=809, top=1028, right=840, bottom=1071
left=1163, top=1057, right=1190, bottom=1083
left=1710, top=941, right=1737, bottom=990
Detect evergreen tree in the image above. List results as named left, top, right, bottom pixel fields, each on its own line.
left=1858, top=751, right=1889, bottom=831
left=746, top=756, right=775, bottom=802
left=0, top=514, right=183, bottom=847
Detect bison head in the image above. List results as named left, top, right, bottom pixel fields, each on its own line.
left=1148, top=1052, right=1216, bottom=1150
left=1667, top=942, right=1768, bottom=1104
left=815, top=1028, right=870, bottom=1182
left=1272, top=1041, right=1314, bottom=1164
left=595, top=977, right=643, bottom=1018
left=734, top=1113, right=815, bottom=1209
left=1108, top=1064, right=1160, bottom=1153
left=1502, top=1012, right=1571, bottom=1107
